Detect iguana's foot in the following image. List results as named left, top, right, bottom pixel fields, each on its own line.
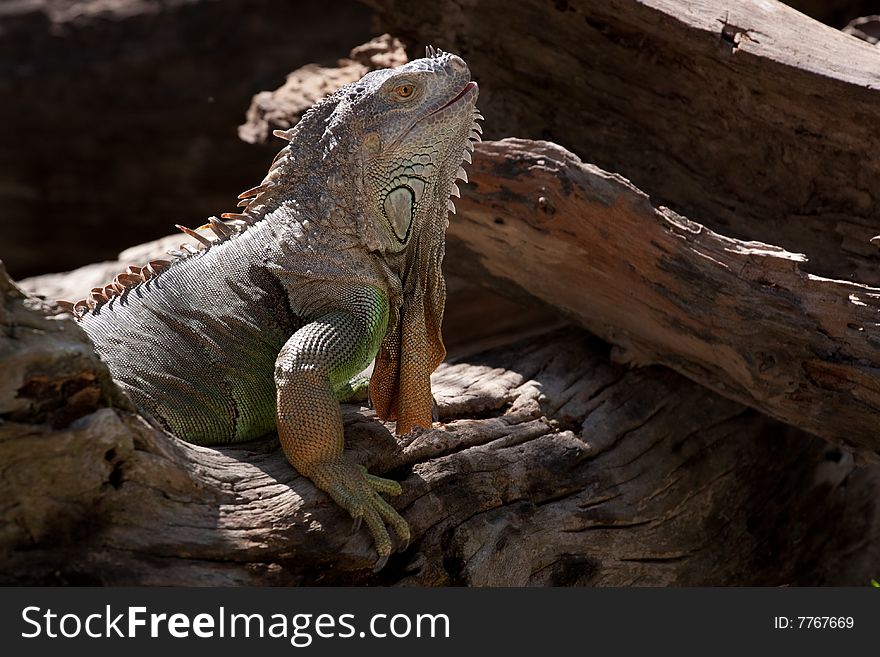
left=307, top=459, right=410, bottom=560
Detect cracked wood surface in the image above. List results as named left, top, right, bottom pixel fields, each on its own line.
left=448, top=138, right=880, bottom=461
left=4, top=264, right=879, bottom=585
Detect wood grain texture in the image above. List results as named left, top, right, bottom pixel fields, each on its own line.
left=3, top=261, right=878, bottom=585
left=450, top=138, right=880, bottom=459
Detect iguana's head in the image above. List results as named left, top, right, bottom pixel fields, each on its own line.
left=321, top=48, right=480, bottom=254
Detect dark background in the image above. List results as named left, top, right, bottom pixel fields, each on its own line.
left=1, top=0, right=373, bottom=278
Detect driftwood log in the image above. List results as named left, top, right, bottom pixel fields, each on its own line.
left=450, top=139, right=880, bottom=458
left=4, top=0, right=880, bottom=585
left=5, top=260, right=879, bottom=585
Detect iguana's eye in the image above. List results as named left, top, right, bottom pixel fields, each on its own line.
left=394, top=83, right=416, bottom=99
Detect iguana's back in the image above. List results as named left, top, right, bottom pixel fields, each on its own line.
left=81, top=222, right=302, bottom=443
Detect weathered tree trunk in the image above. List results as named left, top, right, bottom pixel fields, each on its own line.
left=5, top=261, right=879, bottom=585
left=449, top=138, right=880, bottom=459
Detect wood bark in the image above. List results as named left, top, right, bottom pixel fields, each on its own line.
left=449, top=138, right=880, bottom=459
left=4, top=262, right=879, bottom=585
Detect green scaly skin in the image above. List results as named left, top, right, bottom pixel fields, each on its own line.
left=70, top=48, right=481, bottom=562
left=274, top=286, right=410, bottom=556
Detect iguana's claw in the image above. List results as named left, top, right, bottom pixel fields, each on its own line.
left=351, top=516, right=362, bottom=535
left=373, top=554, right=389, bottom=573
left=309, top=458, right=410, bottom=560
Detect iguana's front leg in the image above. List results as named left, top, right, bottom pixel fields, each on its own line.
left=274, top=286, right=409, bottom=560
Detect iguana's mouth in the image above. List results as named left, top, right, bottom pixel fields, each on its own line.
left=428, top=81, right=478, bottom=117
left=393, top=81, right=479, bottom=149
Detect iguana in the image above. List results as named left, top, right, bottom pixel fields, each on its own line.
left=58, top=47, right=481, bottom=565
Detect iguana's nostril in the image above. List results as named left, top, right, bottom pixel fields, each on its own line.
left=447, top=55, right=467, bottom=73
